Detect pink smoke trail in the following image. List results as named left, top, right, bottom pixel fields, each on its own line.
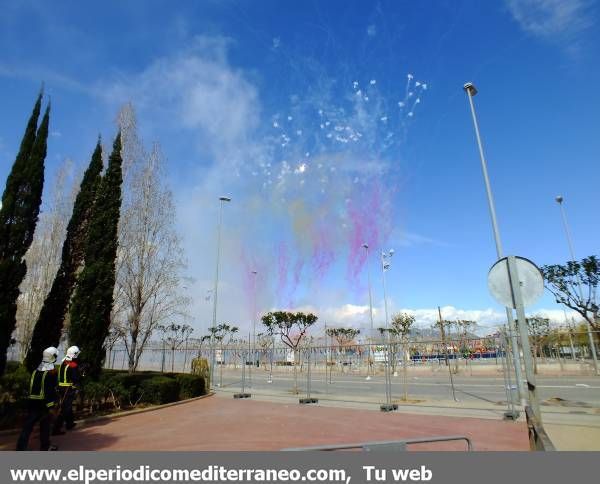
left=286, top=257, right=304, bottom=308
left=311, top=224, right=335, bottom=281
left=346, top=182, right=384, bottom=283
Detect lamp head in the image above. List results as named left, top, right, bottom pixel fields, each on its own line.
left=362, top=243, right=369, bottom=249
left=219, top=196, right=232, bottom=202
left=555, top=195, right=563, bottom=204
left=463, top=82, right=477, bottom=96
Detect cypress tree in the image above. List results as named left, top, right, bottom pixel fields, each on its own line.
left=25, top=140, right=104, bottom=370
left=0, top=95, right=49, bottom=374
left=69, top=133, right=122, bottom=378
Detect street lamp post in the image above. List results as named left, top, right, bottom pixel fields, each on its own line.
left=555, top=196, right=599, bottom=375
left=324, top=320, right=329, bottom=388
left=268, top=334, right=274, bottom=384
left=380, top=249, right=397, bottom=411
left=363, top=244, right=375, bottom=381
left=249, top=270, right=258, bottom=386
left=210, top=196, right=231, bottom=390
left=463, top=83, right=526, bottom=409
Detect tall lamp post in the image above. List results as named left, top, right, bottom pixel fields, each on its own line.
left=380, top=249, right=397, bottom=411
left=362, top=244, right=375, bottom=381
left=463, top=83, right=525, bottom=409
left=249, top=270, right=258, bottom=386
left=555, top=196, right=599, bottom=375
left=210, top=196, right=231, bottom=390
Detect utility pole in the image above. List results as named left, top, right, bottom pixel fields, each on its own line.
left=555, top=196, right=599, bottom=375
left=463, top=83, right=525, bottom=404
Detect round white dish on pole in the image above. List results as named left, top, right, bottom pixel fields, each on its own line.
left=488, top=256, right=544, bottom=309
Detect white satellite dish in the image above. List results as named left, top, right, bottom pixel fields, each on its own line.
left=487, top=256, right=544, bottom=309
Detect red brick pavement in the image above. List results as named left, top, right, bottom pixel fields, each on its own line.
left=4, top=396, right=529, bottom=451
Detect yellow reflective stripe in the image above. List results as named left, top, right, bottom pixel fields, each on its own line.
left=29, top=370, right=47, bottom=400
left=59, top=382, right=73, bottom=387
left=28, top=371, right=36, bottom=396
left=46, top=402, right=55, bottom=408
left=40, top=371, right=46, bottom=399
left=60, top=363, right=71, bottom=385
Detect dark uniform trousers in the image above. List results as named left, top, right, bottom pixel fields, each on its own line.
left=16, top=368, right=57, bottom=451
left=16, top=401, right=53, bottom=451
left=53, top=387, right=76, bottom=431
left=53, top=360, right=80, bottom=433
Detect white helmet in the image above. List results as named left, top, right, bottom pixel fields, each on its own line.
left=38, top=347, right=58, bottom=371
left=65, top=345, right=80, bottom=361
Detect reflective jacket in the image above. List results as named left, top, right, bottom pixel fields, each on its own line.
left=58, top=360, right=80, bottom=388
left=28, top=369, right=58, bottom=408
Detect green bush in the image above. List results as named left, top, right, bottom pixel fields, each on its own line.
left=1, top=365, right=206, bottom=429
left=1, top=364, right=31, bottom=402
left=176, top=374, right=205, bottom=399
left=5, top=361, right=23, bottom=374
left=0, top=364, right=32, bottom=428
left=140, top=376, right=180, bottom=405
left=82, top=380, right=108, bottom=412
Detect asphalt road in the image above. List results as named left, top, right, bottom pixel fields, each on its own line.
left=214, top=368, right=600, bottom=407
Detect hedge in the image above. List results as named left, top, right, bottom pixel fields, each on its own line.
left=176, top=373, right=206, bottom=399
left=0, top=365, right=206, bottom=428
left=88, top=371, right=206, bottom=407
left=0, top=364, right=30, bottom=427
left=141, top=376, right=180, bottom=405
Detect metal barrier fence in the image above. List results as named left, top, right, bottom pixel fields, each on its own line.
left=7, top=331, right=599, bottom=386
left=283, top=435, right=473, bottom=451
left=7, top=331, right=599, bottom=420
left=82, top=332, right=597, bottom=418
left=99, top=331, right=600, bottom=376
left=7, top=330, right=599, bottom=374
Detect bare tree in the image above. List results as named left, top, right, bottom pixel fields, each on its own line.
left=111, top=104, right=189, bottom=373
left=157, top=323, right=194, bottom=373
left=389, top=312, right=415, bottom=401
left=187, top=335, right=211, bottom=361
left=256, top=332, right=273, bottom=369
left=325, top=328, right=360, bottom=373
left=261, top=311, right=318, bottom=393
left=526, top=316, right=550, bottom=374
left=450, top=319, right=476, bottom=371
left=207, top=323, right=239, bottom=386
left=542, top=256, right=599, bottom=330
left=15, top=159, right=78, bottom=357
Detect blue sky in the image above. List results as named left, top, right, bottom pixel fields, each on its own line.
left=1, top=0, right=598, bottom=335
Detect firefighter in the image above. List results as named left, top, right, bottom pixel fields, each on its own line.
left=16, top=347, right=59, bottom=451
left=52, top=345, right=81, bottom=435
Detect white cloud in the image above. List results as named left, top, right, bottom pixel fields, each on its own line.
left=91, top=36, right=266, bottom=336
left=298, top=303, right=581, bottom=334
left=407, top=306, right=582, bottom=332
left=324, top=303, right=374, bottom=321
left=506, top=0, right=592, bottom=37
left=99, top=36, right=260, bottom=163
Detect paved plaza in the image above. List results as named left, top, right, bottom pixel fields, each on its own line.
left=2, top=394, right=530, bottom=451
